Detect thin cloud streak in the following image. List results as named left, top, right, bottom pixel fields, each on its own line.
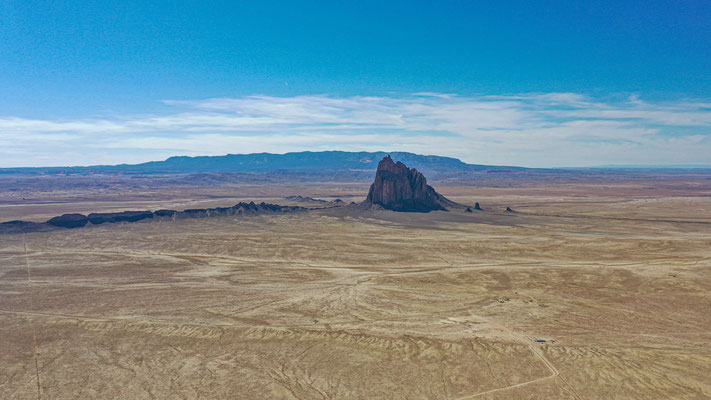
left=1, top=93, right=710, bottom=167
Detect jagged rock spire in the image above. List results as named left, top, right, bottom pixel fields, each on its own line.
left=361, top=155, right=457, bottom=212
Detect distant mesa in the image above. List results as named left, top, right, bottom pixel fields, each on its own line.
left=0, top=151, right=528, bottom=178
left=360, top=155, right=459, bottom=212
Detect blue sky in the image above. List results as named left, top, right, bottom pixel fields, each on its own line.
left=1, top=0, right=710, bottom=167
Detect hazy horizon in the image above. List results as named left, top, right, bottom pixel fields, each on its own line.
left=2, top=150, right=711, bottom=170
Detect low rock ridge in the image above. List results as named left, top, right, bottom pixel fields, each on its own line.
left=284, top=195, right=328, bottom=203
left=0, top=202, right=304, bottom=234
left=360, top=155, right=460, bottom=212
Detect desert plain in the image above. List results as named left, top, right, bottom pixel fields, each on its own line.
left=1, top=176, right=711, bottom=399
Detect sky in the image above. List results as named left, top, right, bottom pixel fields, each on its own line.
left=1, top=0, right=710, bottom=168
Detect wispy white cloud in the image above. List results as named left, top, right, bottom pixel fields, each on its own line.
left=1, top=93, right=710, bottom=167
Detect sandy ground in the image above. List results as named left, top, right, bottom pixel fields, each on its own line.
left=1, top=181, right=711, bottom=399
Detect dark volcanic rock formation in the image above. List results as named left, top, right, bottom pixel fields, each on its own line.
left=47, top=213, right=89, bottom=228
left=361, top=155, right=458, bottom=212
left=154, top=209, right=178, bottom=217
left=161, top=202, right=303, bottom=219
left=0, top=220, right=55, bottom=234
left=2, top=202, right=305, bottom=234
left=182, top=208, right=209, bottom=217
left=474, top=202, right=482, bottom=211
left=87, top=211, right=154, bottom=225
left=284, top=195, right=327, bottom=203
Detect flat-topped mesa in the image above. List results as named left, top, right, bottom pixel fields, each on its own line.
left=361, top=155, right=459, bottom=212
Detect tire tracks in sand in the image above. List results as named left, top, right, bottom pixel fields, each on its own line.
left=12, top=246, right=586, bottom=399
left=21, top=234, right=42, bottom=400
left=453, top=311, right=583, bottom=400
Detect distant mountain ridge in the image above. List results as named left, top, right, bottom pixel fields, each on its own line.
left=0, top=151, right=525, bottom=176
left=589, top=164, right=711, bottom=169
left=131, top=151, right=520, bottom=173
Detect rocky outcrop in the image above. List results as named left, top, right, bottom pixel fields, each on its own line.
left=47, top=213, right=89, bottom=228
left=2, top=202, right=305, bottom=234
left=361, top=156, right=458, bottom=212
left=474, top=202, right=482, bottom=211
left=0, top=220, right=55, bottom=234
left=88, top=211, right=154, bottom=225
left=284, top=195, right=327, bottom=203
left=182, top=208, right=209, bottom=217
left=162, top=202, right=303, bottom=219
left=153, top=209, right=178, bottom=217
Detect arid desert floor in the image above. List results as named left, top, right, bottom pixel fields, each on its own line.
left=1, top=181, right=711, bottom=399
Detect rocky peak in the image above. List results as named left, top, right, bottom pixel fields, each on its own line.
left=361, top=155, right=457, bottom=212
